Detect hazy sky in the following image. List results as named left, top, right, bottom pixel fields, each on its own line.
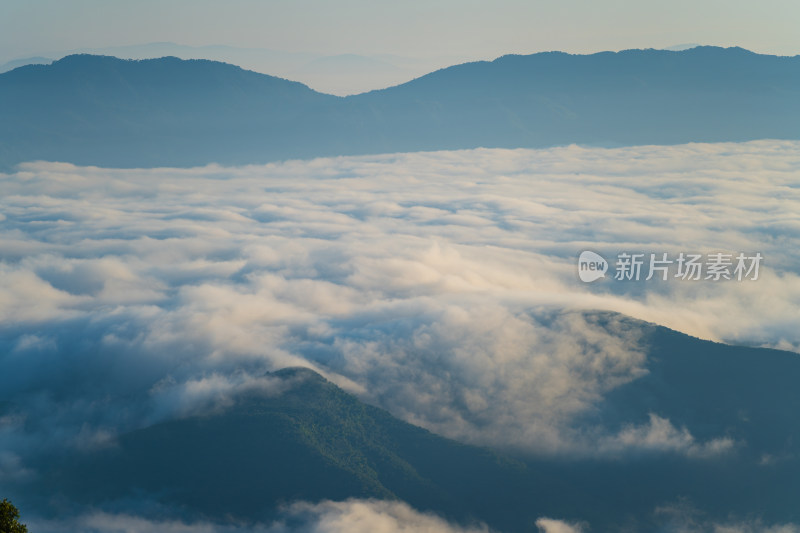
left=2, top=0, right=799, bottom=63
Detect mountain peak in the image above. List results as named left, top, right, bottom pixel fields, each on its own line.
left=270, top=365, right=327, bottom=381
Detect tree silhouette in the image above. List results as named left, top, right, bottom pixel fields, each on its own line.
left=0, top=499, right=27, bottom=533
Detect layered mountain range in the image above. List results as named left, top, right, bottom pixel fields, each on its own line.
left=1, top=46, right=798, bottom=170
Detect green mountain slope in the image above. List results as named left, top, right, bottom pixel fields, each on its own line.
left=49, top=368, right=548, bottom=531
left=27, top=319, right=800, bottom=531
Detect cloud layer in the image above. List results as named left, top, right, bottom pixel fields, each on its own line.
left=28, top=499, right=491, bottom=533
left=26, top=498, right=800, bottom=533
left=1, top=141, right=799, bottom=478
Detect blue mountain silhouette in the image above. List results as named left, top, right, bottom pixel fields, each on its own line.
left=1, top=47, right=798, bottom=169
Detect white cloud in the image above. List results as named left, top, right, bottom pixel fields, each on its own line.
left=654, top=503, right=800, bottom=533
left=598, top=413, right=735, bottom=458
left=274, top=500, right=490, bottom=533
left=29, top=499, right=491, bottom=533
left=535, top=518, right=585, bottom=533
left=712, top=524, right=800, bottom=533
left=29, top=512, right=235, bottom=533
left=327, top=306, right=650, bottom=453
left=1, top=140, right=798, bottom=464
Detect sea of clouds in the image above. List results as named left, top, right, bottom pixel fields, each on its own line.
left=2, top=140, right=800, bottom=530
left=25, top=499, right=800, bottom=533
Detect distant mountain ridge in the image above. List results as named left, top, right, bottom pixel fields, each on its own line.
left=0, top=46, right=799, bottom=170
left=0, top=56, right=52, bottom=73
left=2, top=41, right=460, bottom=95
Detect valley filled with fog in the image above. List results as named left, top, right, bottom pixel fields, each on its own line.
left=2, top=141, right=800, bottom=532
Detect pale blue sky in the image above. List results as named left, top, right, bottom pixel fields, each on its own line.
left=2, top=0, right=799, bottom=63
